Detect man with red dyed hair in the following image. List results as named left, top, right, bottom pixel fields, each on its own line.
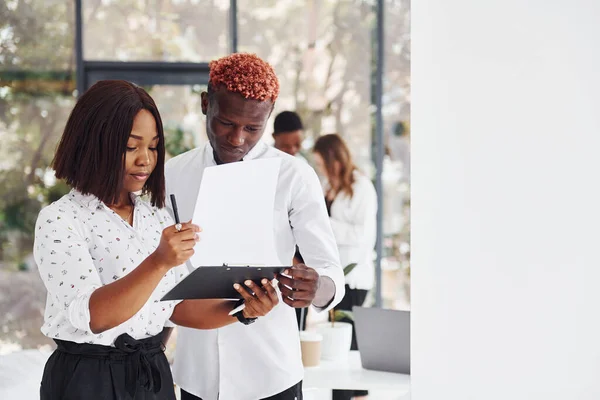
left=165, top=53, right=345, bottom=400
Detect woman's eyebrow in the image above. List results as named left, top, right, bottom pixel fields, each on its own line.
left=129, top=134, right=159, bottom=140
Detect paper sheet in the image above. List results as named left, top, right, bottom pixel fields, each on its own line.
left=186, top=158, right=282, bottom=270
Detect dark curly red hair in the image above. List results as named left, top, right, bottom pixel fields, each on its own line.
left=208, top=53, right=280, bottom=102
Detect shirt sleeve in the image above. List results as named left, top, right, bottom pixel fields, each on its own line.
left=328, top=178, right=378, bottom=246
left=163, top=262, right=190, bottom=327
left=33, top=207, right=103, bottom=333
left=164, top=319, right=175, bottom=328
left=289, top=165, right=345, bottom=312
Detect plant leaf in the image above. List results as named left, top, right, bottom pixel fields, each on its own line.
left=334, top=310, right=354, bottom=322
left=343, top=263, right=358, bottom=276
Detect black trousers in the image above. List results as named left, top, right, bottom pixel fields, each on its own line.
left=40, top=331, right=175, bottom=400
left=295, top=307, right=308, bottom=331
left=332, top=285, right=369, bottom=400
left=181, top=381, right=303, bottom=400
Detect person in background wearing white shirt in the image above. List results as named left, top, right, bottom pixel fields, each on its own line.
left=313, top=134, right=378, bottom=400
left=165, top=53, right=345, bottom=400
left=33, top=80, right=279, bottom=400
left=272, top=110, right=308, bottom=163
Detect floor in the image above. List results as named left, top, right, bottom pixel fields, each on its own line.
left=303, top=388, right=410, bottom=400
left=174, top=387, right=410, bottom=400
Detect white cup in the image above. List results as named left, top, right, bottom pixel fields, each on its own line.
left=300, top=331, right=323, bottom=367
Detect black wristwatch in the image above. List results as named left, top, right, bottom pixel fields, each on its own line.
left=232, top=299, right=257, bottom=325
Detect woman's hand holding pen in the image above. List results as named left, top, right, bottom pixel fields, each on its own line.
left=90, top=221, right=200, bottom=333
left=151, top=222, right=201, bottom=269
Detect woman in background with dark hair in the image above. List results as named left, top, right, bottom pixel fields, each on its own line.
left=34, top=80, right=279, bottom=400
left=313, top=134, right=377, bottom=400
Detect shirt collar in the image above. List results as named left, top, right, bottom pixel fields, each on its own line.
left=69, top=189, right=141, bottom=211
left=203, top=141, right=268, bottom=168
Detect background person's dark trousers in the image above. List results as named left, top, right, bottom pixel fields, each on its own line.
left=180, top=381, right=303, bottom=400
left=295, top=307, right=307, bottom=330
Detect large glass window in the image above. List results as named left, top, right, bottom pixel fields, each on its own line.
left=1, top=0, right=76, bottom=352
left=381, top=0, right=411, bottom=309
left=82, top=0, right=230, bottom=62
left=0, top=0, right=410, bottom=354
left=144, top=84, right=207, bottom=158
left=238, top=0, right=374, bottom=171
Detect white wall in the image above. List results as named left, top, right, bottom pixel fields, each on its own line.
left=412, top=1, right=600, bottom=399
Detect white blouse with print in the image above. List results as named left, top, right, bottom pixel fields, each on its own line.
left=33, top=190, right=187, bottom=346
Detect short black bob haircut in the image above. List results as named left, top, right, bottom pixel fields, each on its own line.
left=52, top=80, right=166, bottom=208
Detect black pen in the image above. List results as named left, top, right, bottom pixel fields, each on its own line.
left=170, top=194, right=182, bottom=231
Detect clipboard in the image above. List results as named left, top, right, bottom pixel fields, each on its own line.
left=161, top=265, right=288, bottom=301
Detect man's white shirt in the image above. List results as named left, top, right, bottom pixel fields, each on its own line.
left=165, top=142, right=344, bottom=400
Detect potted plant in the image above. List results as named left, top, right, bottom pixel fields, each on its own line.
left=316, top=263, right=357, bottom=361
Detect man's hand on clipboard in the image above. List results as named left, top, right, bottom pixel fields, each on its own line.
left=233, top=279, right=279, bottom=318
left=277, top=264, right=328, bottom=308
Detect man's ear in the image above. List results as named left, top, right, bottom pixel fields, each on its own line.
left=201, top=92, right=209, bottom=116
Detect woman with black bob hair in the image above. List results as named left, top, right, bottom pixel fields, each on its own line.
left=34, top=80, right=279, bottom=400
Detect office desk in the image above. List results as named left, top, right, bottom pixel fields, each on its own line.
left=303, top=350, right=410, bottom=393
left=2, top=349, right=411, bottom=399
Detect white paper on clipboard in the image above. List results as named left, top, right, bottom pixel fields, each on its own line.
left=186, top=157, right=282, bottom=271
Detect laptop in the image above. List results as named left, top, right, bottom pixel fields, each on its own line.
left=352, top=306, right=410, bottom=374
